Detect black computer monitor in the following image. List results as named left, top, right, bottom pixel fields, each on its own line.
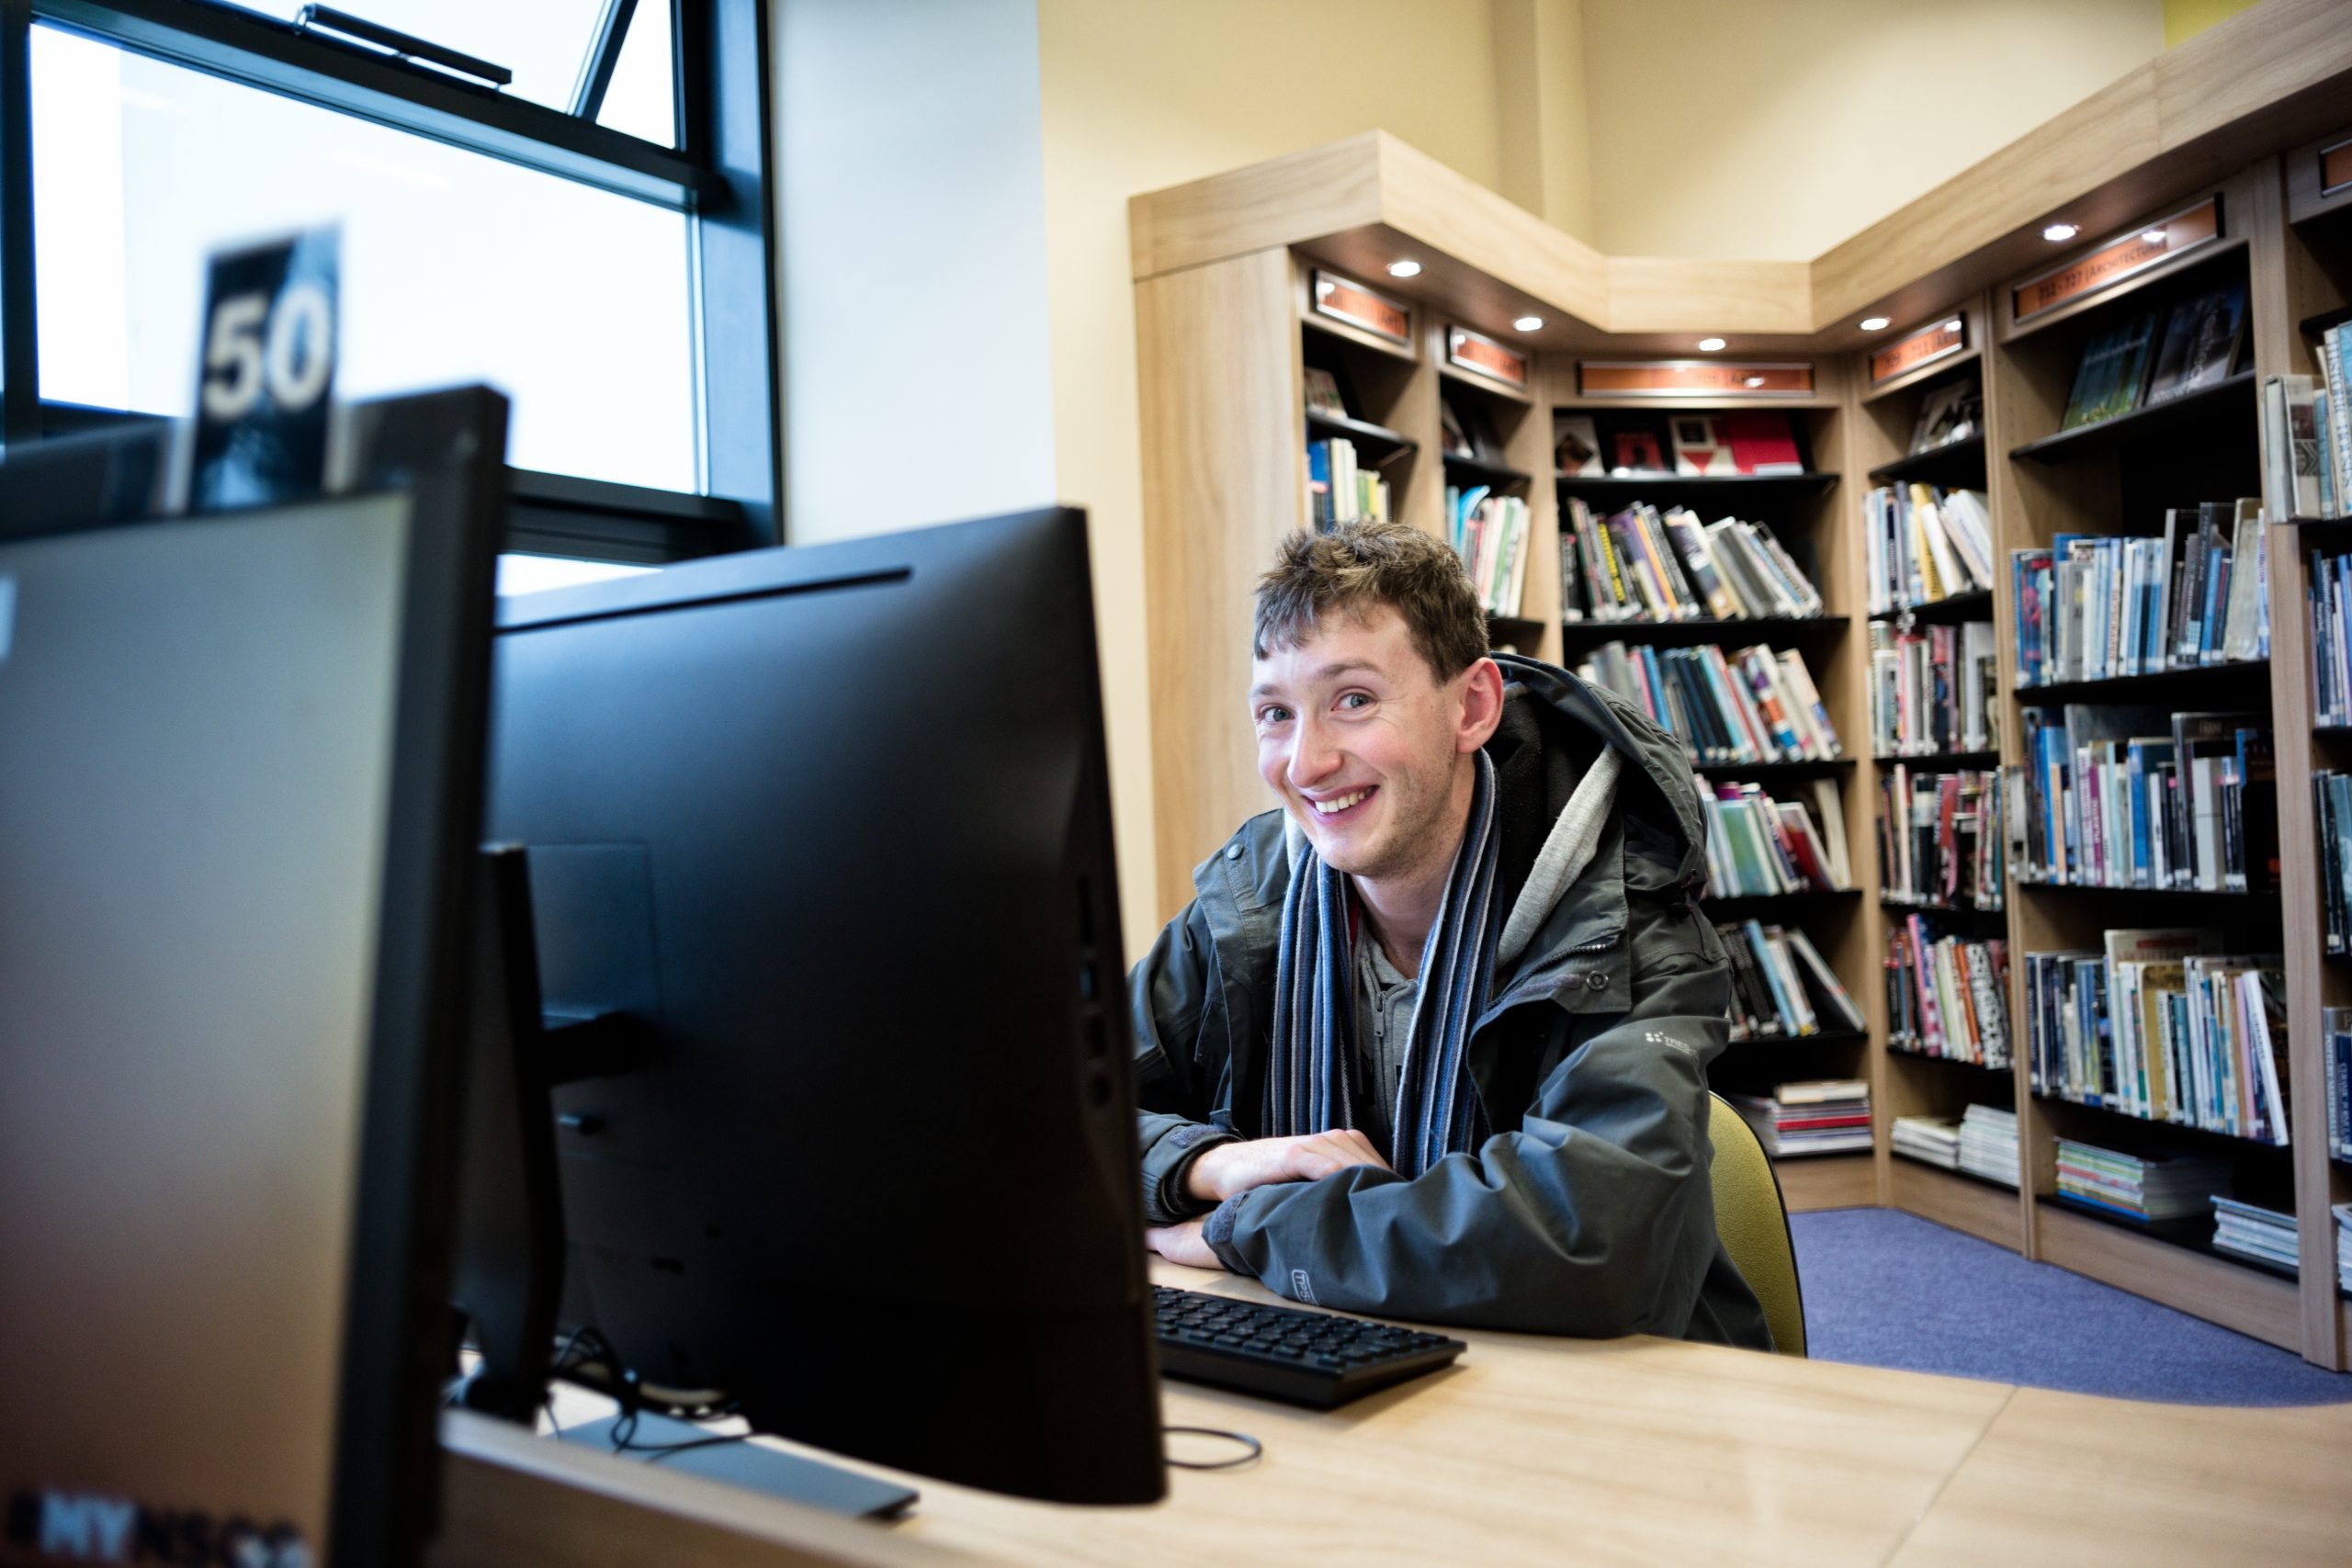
left=0, top=389, right=507, bottom=1568
left=484, top=506, right=1165, bottom=1505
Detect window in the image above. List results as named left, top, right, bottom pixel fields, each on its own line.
left=5, top=0, right=774, bottom=560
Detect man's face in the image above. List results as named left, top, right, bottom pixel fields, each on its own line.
left=1250, top=604, right=1475, bottom=885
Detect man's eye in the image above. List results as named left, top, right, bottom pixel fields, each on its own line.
left=1338, top=692, right=1373, bottom=710
left=1257, top=706, right=1292, bottom=727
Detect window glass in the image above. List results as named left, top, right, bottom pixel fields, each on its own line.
left=596, top=0, right=676, bottom=146
left=229, top=1, right=614, bottom=116
left=496, top=554, right=659, bottom=596
left=33, top=25, right=698, bottom=492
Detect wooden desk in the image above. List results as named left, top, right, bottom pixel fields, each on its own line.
left=426, top=1261, right=2352, bottom=1568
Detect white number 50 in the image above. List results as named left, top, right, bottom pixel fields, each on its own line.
left=200, top=279, right=334, bottom=422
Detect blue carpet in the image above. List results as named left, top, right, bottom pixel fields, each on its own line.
left=1790, top=1207, right=2352, bottom=1404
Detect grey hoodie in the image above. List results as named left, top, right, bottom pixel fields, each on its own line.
left=1129, top=654, right=1772, bottom=1348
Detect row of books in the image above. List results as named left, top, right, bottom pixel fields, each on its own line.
left=2303, top=548, right=2352, bottom=726
left=1726, top=1080, right=1870, bottom=1158
left=1863, top=485, right=1994, bottom=613
left=2008, top=502, right=2268, bottom=689
left=1719, top=920, right=1865, bottom=1042
left=1884, top=916, right=2011, bottom=1066
left=1446, top=485, right=1530, bottom=619
left=1555, top=411, right=1806, bottom=479
left=1867, top=620, right=1997, bottom=757
left=1878, top=766, right=2004, bottom=910
left=2258, top=324, right=2351, bottom=519
left=1958, top=1104, right=2021, bottom=1185
left=2013, top=707, right=2276, bottom=892
left=2324, top=1010, right=2352, bottom=1160
left=1558, top=499, right=1823, bottom=624
left=2212, top=1197, right=2298, bottom=1274
left=2022, top=933, right=2290, bottom=1143
left=1701, top=780, right=1851, bottom=897
left=2306, top=773, right=2352, bottom=953
left=2053, top=1137, right=2233, bottom=1223
left=1572, top=641, right=1840, bottom=768
left=2058, top=280, right=2245, bottom=431
left=1306, top=436, right=1389, bottom=528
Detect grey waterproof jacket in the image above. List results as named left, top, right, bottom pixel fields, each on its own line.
left=1131, top=653, right=1773, bottom=1348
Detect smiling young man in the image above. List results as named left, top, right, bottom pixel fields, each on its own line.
left=1129, top=519, right=1770, bottom=1348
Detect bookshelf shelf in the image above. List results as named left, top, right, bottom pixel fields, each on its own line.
left=2012, top=878, right=2277, bottom=903
left=2007, top=370, right=2259, bottom=464
left=1874, top=749, right=1999, bottom=767
left=2032, top=1091, right=2292, bottom=1153
left=2012, top=659, right=2269, bottom=705
left=2298, top=303, right=2352, bottom=341
left=2038, top=1194, right=2301, bottom=1285
left=1442, top=451, right=1532, bottom=489
left=1726, top=1028, right=1871, bottom=1049
left=1556, top=615, right=1848, bottom=649
left=1555, top=471, right=1838, bottom=504
left=1305, top=408, right=1417, bottom=457
left=1693, top=757, right=1853, bottom=783
left=1886, top=1041, right=2012, bottom=1073
left=1867, top=435, right=1987, bottom=488
left=1867, top=588, right=1994, bottom=626
left=1702, top=888, right=1862, bottom=919
left=1881, top=896, right=2006, bottom=919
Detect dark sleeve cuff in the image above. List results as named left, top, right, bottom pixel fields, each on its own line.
left=1156, top=1124, right=1239, bottom=1220
left=1203, top=1195, right=1252, bottom=1276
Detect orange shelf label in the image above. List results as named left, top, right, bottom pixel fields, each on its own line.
left=1312, top=270, right=1409, bottom=344
left=2010, top=197, right=2222, bottom=323
left=1577, top=360, right=1812, bottom=398
left=1446, top=325, right=1527, bottom=387
left=1870, top=315, right=1967, bottom=386
left=2324, top=138, right=2352, bottom=198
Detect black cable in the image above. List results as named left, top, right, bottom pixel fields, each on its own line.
left=1163, top=1425, right=1262, bottom=1470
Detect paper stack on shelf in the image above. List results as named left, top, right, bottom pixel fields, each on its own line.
left=2053, top=1137, right=2233, bottom=1223
left=1958, top=1104, right=2021, bottom=1187
left=1728, top=1081, right=1871, bottom=1158
left=1891, top=1114, right=1961, bottom=1170
left=2211, top=1197, right=2299, bottom=1274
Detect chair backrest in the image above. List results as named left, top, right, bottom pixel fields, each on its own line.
left=1704, top=1090, right=1807, bottom=1357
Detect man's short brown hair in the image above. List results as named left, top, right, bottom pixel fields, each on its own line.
left=1253, top=519, right=1487, bottom=681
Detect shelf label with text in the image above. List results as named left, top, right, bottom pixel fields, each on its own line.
left=1577, top=360, right=1812, bottom=398
left=1445, top=324, right=1527, bottom=388
left=1870, top=315, right=1967, bottom=386
left=2324, top=137, right=2352, bottom=198
left=1311, top=269, right=1410, bottom=344
left=2010, top=197, right=2221, bottom=324
left=190, top=227, right=340, bottom=513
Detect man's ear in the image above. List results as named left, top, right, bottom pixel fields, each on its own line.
left=1455, top=657, right=1505, bottom=754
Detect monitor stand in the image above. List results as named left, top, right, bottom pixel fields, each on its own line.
left=554, top=1412, right=919, bottom=1518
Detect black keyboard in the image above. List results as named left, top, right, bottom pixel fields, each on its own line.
left=1151, top=1284, right=1465, bottom=1408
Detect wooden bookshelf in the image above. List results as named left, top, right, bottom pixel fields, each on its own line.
left=1126, top=48, right=2352, bottom=1365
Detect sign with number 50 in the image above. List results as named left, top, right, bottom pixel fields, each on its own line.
left=190, top=228, right=340, bottom=512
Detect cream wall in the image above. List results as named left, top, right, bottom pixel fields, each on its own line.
left=1579, top=0, right=2165, bottom=260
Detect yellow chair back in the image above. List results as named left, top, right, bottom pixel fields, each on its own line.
left=1705, top=1089, right=1808, bottom=1357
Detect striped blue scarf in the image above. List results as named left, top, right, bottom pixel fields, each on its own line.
left=1265, top=750, right=1501, bottom=1179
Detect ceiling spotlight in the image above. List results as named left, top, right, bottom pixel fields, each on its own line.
left=1387, top=259, right=1422, bottom=277
left=2041, top=222, right=2079, bottom=243
left=1860, top=316, right=1891, bottom=332
left=1944, top=318, right=1963, bottom=333
left=1697, top=337, right=1726, bottom=352
left=1513, top=314, right=1544, bottom=332
left=1743, top=376, right=1767, bottom=389
left=2142, top=229, right=2169, bottom=244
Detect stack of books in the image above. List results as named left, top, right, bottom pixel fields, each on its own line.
left=1306, top=435, right=1389, bottom=527
left=1559, top=499, right=1823, bottom=624
left=2008, top=502, right=2269, bottom=688
left=1701, top=780, right=1850, bottom=897
left=2337, top=1203, right=2352, bottom=1294
left=1877, top=765, right=2003, bottom=910
left=1884, top=914, right=2011, bottom=1066
left=1728, top=1081, right=1871, bottom=1158
left=1718, top=920, right=1866, bottom=1041
left=1864, top=485, right=1995, bottom=613
left=2014, top=707, right=2276, bottom=892
left=2059, top=282, right=2245, bottom=431
left=2053, top=1137, right=2233, bottom=1223
left=1868, top=620, right=1998, bottom=757
left=1891, top=1113, right=1961, bottom=1170
left=2023, top=931, right=2290, bottom=1142
left=2211, top=1197, right=2299, bottom=1274
left=1574, top=642, right=1839, bottom=768
left=1446, top=484, right=1530, bottom=618
left=2324, top=1009, right=2352, bottom=1159
left=1958, top=1104, right=2021, bottom=1187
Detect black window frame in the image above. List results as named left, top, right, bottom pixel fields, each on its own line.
left=0, top=0, right=777, bottom=562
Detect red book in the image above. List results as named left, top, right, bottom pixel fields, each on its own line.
left=1720, top=412, right=1804, bottom=475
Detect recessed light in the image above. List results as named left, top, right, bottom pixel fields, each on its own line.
left=1698, top=337, right=1726, bottom=352
left=1387, top=259, right=1422, bottom=278
left=2041, top=222, right=2079, bottom=243
left=2142, top=229, right=2169, bottom=245
left=1743, top=376, right=1767, bottom=389
left=1860, top=317, right=1891, bottom=332
left=1513, top=314, right=1544, bottom=332
left=1943, top=318, right=1963, bottom=333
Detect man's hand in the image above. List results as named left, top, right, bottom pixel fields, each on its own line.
left=1144, top=1217, right=1225, bottom=1270
left=1185, top=1129, right=1390, bottom=1204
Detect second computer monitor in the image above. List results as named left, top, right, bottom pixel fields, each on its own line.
left=485, top=506, right=1164, bottom=1505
